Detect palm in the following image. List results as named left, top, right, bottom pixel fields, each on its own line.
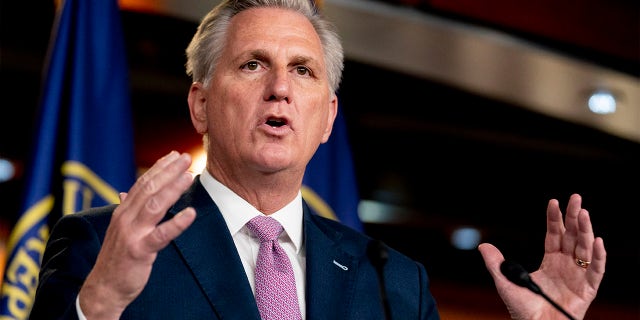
left=479, top=194, right=606, bottom=320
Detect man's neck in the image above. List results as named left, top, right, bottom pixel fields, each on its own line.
left=207, top=167, right=303, bottom=214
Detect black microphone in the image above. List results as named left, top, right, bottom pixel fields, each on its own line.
left=368, top=239, right=392, bottom=320
left=500, top=260, right=577, bottom=320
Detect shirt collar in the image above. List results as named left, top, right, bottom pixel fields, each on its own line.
left=199, top=170, right=304, bottom=253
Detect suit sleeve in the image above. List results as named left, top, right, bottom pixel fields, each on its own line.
left=29, top=212, right=108, bottom=320
left=416, top=261, right=440, bottom=320
left=382, top=250, right=440, bottom=320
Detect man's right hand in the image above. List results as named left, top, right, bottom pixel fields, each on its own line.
left=78, top=151, right=197, bottom=320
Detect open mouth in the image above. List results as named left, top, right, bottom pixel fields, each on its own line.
left=266, top=117, right=287, bottom=128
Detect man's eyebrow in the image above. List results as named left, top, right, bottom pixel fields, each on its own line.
left=290, top=55, right=314, bottom=66
left=246, top=49, right=268, bottom=61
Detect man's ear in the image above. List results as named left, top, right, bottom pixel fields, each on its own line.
left=320, top=93, right=339, bottom=143
left=188, top=82, right=208, bottom=134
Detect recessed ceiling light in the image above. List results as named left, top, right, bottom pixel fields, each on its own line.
left=587, top=90, right=617, bottom=114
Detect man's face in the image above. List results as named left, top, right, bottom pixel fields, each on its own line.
left=190, top=7, right=337, bottom=177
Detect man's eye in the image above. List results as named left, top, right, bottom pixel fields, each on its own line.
left=243, top=61, right=259, bottom=71
left=296, top=66, right=310, bottom=76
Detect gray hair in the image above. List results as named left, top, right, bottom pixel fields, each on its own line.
left=185, top=0, right=344, bottom=93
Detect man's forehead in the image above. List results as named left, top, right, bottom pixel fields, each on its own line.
left=228, top=7, right=318, bottom=41
left=225, top=7, right=324, bottom=60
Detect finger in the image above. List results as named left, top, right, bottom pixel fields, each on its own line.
left=586, top=237, right=606, bottom=290
left=126, top=151, right=186, bottom=203
left=544, top=198, right=564, bottom=253
left=144, top=207, right=197, bottom=252
left=119, top=192, right=128, bottom=203
left=478, top=243, right=505, bottom=280
left=560, top=194, right=582, bottom=255
left=139, top=151, right=183, bottom=182
left=118, top=152, right=192, bottom=226
left=113, top=151, right=182, bottom=220
left=573, top=209, right=595, bottom=265
left=132, top=170, right=194, bottom=228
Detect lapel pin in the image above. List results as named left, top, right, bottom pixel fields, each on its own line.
left=333, top=260, right=348, bottom=271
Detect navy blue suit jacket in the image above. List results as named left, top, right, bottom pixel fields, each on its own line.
left=30, top=177, right=440, bottom=319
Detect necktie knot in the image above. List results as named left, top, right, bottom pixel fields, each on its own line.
left=246, top=215, right=283, bottom=243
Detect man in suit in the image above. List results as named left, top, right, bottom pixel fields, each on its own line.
left=30, top=0, right=606, bottom=319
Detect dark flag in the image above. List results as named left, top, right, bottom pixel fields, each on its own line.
left=0, top=0, right=136, bottom=318
left=302, top=108, right=363, bottom=231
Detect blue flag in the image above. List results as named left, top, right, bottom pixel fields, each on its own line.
left=0, top=0, right=136, bottom=318
left=302, top=107, right=363, bottom=231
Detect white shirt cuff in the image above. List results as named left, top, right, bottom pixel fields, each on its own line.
left=76, top=295, right=88, bottom=320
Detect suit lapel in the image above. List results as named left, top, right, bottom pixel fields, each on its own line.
left=166, top=180, right=362, bottom=319
left=169, top=178, right=261, bottom=320
left=304, top=204, right=360, bottom=320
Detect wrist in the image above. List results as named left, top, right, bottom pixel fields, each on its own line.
left=78, top=276, right=128, bottom=320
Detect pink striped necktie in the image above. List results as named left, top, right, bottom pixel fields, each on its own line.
left=246, top=216, right=302, bottom=320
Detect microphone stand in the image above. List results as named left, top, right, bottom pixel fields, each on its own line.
left=500, top=260, right=577, bottom=320
left=368, top=240, right=392, bottom=320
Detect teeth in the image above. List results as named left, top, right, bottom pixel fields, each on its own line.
left=267, top=118, right=285, bottom=127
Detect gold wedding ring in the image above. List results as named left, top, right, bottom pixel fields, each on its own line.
left=575, top=258, right=591, bottom=268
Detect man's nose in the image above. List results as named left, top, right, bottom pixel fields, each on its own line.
left=264, top=68, right=290, bottom=103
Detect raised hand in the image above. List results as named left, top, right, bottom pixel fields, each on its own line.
left=479, top=194, right=606, bottom=320
left=78, top=151, right=197, bottom=320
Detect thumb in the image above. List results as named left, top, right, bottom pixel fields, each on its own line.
left=478, top=242, right=505, bottom=280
